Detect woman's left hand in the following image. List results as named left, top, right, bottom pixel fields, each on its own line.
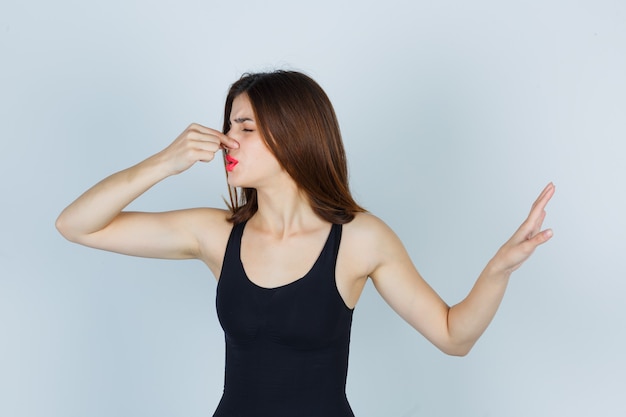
left=492, top=182, right=555, bottom=275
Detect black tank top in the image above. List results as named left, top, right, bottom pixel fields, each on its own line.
left=214, top=221, right=355, bottom=417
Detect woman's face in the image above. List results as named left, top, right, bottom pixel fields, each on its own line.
left=225, top=94, right=285, bottom=189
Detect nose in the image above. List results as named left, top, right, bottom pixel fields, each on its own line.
left=225, top=128, right=239, bottom=141
left=222, top=135, right=240, bottom=154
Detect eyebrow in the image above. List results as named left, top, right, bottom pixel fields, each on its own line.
left=232, top=117, right=254, bottom=124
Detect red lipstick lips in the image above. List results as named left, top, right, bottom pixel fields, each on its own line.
left=225, top=154, right=239, bottom=172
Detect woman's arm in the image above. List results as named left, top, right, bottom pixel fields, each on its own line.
left=55, top=123, right=239, bottom=261
left=367, top=183, right=555, bottom=356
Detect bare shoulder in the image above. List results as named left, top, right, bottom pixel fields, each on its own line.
left=342, top=212, right=399, bottom=245
left=341, top=212, right=403, bottom=277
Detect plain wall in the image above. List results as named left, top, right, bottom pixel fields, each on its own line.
left=1, top=0, right=625, bottom=416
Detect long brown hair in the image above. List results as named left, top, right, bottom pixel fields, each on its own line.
left=223, top=70, right=365, bottom=224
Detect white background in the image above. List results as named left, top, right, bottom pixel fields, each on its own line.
left=1, top=1, right=625, bottom=416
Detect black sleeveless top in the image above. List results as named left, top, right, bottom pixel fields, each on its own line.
left=214, top=221, right=355, bottom=417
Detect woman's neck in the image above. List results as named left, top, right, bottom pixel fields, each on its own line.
left=251, top=182, right=326, bottom=238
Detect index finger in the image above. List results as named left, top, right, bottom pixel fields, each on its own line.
left=189, top=123, right=239, bottom=149
left=529, top=182, right=555, bottom=216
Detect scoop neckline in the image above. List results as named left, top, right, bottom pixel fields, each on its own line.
left=238, top=222, right=335, bottom=291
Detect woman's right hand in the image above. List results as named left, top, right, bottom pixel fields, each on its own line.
left=157, top=123, right=240, bottom=176
left=56, top=123, right=239, bottom=261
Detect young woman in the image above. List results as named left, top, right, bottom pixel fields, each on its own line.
left=56, top=70, right=555, bottom=416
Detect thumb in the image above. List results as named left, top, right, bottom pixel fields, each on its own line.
left=222, top=135, right=240, bottom=150
left=527, top=228, right=554, bottom=248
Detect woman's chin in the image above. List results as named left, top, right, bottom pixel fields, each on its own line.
left=226, top=175, right=246, bottom=188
